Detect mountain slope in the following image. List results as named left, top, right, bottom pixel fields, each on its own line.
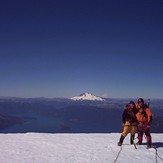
left=0, top=133, right=163, bottom=163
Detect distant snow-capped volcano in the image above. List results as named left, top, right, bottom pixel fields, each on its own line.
left=70, top=92, right=105, bottom=101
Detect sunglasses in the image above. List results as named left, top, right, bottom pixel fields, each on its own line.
left=130, top=104, right=134, bottom=108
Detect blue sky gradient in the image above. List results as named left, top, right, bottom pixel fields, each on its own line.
left=0, top=0, right=163, bottom=98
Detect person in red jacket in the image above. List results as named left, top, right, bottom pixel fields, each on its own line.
left=136, top=98, right=153, bottom=148
left=118, top=101, right=138, bottom=146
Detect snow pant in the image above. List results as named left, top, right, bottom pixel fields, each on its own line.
left=137, top=124, right=152, bottom=145
left=122, top=125, right=137, bottom=137
left=120, top=124, right=137, bottom=145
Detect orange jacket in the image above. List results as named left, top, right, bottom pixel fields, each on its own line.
left=136, top=105, right=152, bottom=123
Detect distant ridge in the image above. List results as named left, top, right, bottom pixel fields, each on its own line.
left=70, top=92, right=105, bottom=101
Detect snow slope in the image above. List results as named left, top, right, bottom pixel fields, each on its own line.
left=0, top=133, right=163, bottom=163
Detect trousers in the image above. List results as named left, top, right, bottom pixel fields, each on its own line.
left=122, top=124, right=137, bottom=137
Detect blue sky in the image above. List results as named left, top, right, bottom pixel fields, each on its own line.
left=0, top=0, right=163, bottom=98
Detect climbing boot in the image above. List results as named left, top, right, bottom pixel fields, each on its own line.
left=130, top=134, right=135, bottom=145
left=117, top=135, right=125, bottom=146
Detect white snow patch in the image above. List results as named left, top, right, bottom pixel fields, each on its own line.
left=0, top=133, right=163, bottom=163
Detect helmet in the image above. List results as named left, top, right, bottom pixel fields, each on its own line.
left=129, top=101, right=135, bottom=105
left=138, top=98, right=144, bottom=103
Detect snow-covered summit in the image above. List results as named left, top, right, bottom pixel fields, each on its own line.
left=70, top=92, right=105, bottom=101
left=0, top=133, right=162, bottom=163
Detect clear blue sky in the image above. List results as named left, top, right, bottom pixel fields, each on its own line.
left=0, top=0, right=163, bottom=98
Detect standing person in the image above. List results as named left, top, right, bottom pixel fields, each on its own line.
left=118, top=101, right=138, bottom=146
left=136, top=98, right=153, bottom=148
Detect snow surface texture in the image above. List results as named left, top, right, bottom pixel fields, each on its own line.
left=0, top=133, right=163, bottom=163
left=70, top=92, right=105, bottom=101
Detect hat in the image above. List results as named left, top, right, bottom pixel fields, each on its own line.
left=138, top=98, right=144, bottom=103
left=129, top=101, right=135, bottom=105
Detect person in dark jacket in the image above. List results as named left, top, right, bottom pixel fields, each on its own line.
left=118, top=101, right=138, bottom=146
